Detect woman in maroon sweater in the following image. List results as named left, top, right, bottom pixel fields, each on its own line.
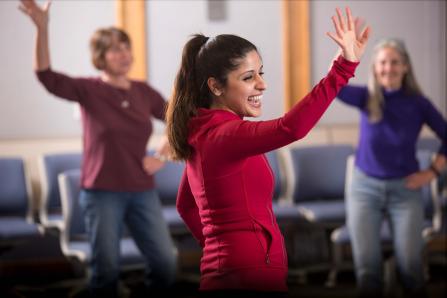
left=20, top=1, right=176, bottom=296
left=166, top=7, right=370, bottom=297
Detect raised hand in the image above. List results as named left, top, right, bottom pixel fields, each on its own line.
left=327, top=7, right=370, bottom=62
left=19, top=0, right=51, bottom=29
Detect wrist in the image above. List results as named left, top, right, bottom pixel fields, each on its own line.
left=342, top=47, right=358, bottom=62
left=341, top=54, right=358, bottom=63
left=429, top=164, right=441, bottom=178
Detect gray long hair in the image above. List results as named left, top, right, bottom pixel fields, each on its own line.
left=367, top=38, right=423, bottom=122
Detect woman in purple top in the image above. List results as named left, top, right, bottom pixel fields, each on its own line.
left=20, top=1, right=176, bottom=296
left=337, top=38, right=446, bottom=297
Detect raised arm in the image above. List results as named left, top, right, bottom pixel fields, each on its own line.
left=197, top=7, right=370, bottom=159
left=19, top=0, right=52, bottom=70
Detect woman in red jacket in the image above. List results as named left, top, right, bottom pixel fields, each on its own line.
left=166, top=7, right=370, bottom=297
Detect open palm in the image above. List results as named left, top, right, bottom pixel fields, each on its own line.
left=19, top=0, right=51, bottom=28
left=327, top=7, right=370, bottom=62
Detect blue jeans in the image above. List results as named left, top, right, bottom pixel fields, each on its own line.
left=347, top=167, right=425, bottom=296
left=79, top=189, right=177, bottom=296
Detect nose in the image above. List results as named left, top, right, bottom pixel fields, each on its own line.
left=256, top=74, right=267, bottom=91
left=383, top=62, right=393, bottom=73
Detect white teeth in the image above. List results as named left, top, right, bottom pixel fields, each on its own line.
left=248, top=95, right=262, bottom=108
left=248, top=95, right=262, bottom=103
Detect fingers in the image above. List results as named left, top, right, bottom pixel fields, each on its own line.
left=332, top=7, right=354, bottom=36
left=43, top=0, right=52, bottom=12
left=18, top=4, right=29, bottom=15
left=326, top=32, right=342, bottom=48
left=331, top=15, right=343, bottom=38
left=18, top=0, right=32, bottom=15
left=20, top=0, right=36, bottom=9
left=359, top=26, right=371, bottom=44
left=345, top=7, right=354, bottom=31
left=143, top=157, right=165, bottom=175
left=354, top=17, right=363, bottom=37
left=336, top=7, right=345, bottom=32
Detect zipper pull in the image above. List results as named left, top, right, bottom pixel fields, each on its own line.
left=265, top=253, right=270, bottom=264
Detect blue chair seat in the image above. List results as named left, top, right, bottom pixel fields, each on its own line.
left=272, top=203, right=305, bottom=222
left=0, top=217, right=40, bottom=240
left=46, top=213, right=63, bottom=223
left=1, top=158, right=41, bottom=248
left=297, top=200, right=345, bottom=223
left=162, top=206, right=187, bottom=231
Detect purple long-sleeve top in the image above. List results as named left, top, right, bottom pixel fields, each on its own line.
left=337, top=85, right=446, bottom=179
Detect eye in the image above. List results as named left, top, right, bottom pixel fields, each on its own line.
left=243, top=75, right=253, bottom=81
left=259, top=71, right=265, bottom=77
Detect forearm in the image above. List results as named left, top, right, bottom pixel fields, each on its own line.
left=282, top=56, right=358, bottom=139
left=34, top=24, right=50, bottom=70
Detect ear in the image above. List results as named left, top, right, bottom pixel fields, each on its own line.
left=207, top=77, right=223, bottom=97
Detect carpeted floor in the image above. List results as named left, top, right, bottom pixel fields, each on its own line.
left=1, top=264, right=445, bottom=298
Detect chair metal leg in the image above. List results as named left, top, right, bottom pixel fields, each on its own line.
left=325, top=243, right=343, bottom=288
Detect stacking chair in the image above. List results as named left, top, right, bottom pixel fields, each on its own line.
left=38, top=152, right=82, bottom=231
left=417, top=137, right=446, bottom=193
left=417, top=137, right=441, bottom=153
left=153, top=158, right=187, bottom=235
left=286, top=144, right=355, bottom=227
left=0, top=157, right=41, bottom=253
left=278, top=145, right=354, bottom=281
left=58, top=169, right=145, bottom=269
left=326, top=150, right=442, bottom=290
left=266, top=149, right=304, bottom=225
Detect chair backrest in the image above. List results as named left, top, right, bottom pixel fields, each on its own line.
left=154, top=159, right=185, bottom=206
left=58, top=169, right=84, bottom=240
left=418, top=137, right=447, bottom=193
left=416, top=137, right=441, bottom=153
left=38, top=152, right=82, bottom=223
left=0, top=157, right=32, bottom=220
left=58, top=169, right=145, bottom=265
left=288, top=145, right=355, bottom=203
left=265, top=150, right=283, bottom=201
left=416, top=150, right=442, bottom=231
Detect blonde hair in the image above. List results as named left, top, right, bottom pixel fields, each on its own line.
left=367, top=38, right=423, bottom=122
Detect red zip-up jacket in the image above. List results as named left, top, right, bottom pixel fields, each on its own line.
left=177, top=56, right=358, bottom=292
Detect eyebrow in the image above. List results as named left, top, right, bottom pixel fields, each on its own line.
left=238, top=65, right=264, bottom=78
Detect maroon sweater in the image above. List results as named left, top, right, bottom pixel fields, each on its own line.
left=177, top=56, right=358, bottom=291
left=36, top=69, right=166, bottom=191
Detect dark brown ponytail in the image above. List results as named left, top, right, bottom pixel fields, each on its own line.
left=166, top=34, right=209, bottom=160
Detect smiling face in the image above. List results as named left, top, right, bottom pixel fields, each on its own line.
left=210, top=50, right=267, bottom=118
left=373, top=47, right=408, bottom=91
